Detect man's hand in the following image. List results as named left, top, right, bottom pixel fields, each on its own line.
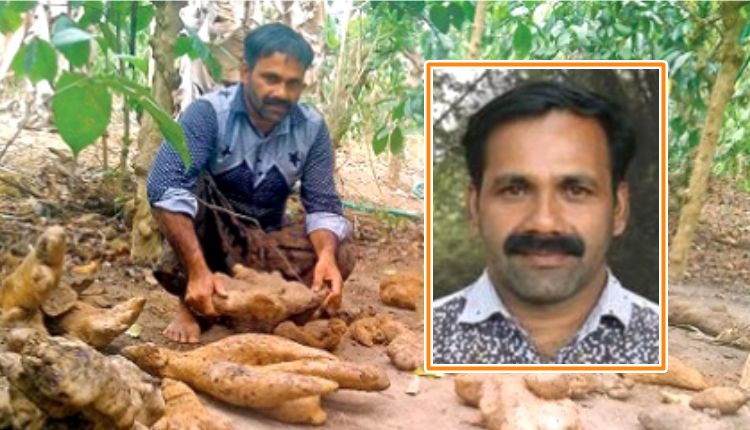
left=184, top=272, right=228, bottom=317
left=311, top=253, right=343, bottom=312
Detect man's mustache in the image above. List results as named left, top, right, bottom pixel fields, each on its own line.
left=504, top=233, right=585, bottom=257
left=263, top=97, right=291, bottom=109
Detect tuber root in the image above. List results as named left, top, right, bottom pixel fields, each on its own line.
left=638, top=405, right=734, bottom=430
left=1, top=226, right=66, bottom=330
left=122, top=343, right=338, bottom=409
left=379, top=272, right=422, bottom=310
left=261, top=359, right=390, bottom=391
left=49, top=297, right=146, bottom=348
left=626, top=356, right=711, bottom=390
left=479, top=376, right=582, bottom=430
left=151, top=378, right=235, bottom=430
left=1, top=328, right=163, bottom=429
left=122, top=333, right=391, bottom=424
left=455, top=374, right=485, bottom=407
left=256, top=395, right=327, bottom=425
left=689, top=386, right=748, bottom=415
left=523, top=374, right=600, bottom=400
left=350, top=314, right=409, bottom=347
left=272, top=318, right=348, bottom=351
left=386, top=331, right=422, bottom=371
left=1, top=226, right=141, bottom=349
left=215, top=265, right=325, bottom=323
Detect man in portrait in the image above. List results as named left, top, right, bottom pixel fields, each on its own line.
left=432, top=80, right=659, bottom=364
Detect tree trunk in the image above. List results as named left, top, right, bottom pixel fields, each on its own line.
left=668, top=2, right=746, bottom=279
left=467, top=1, right=487, bottom=59
left=328, top=1, right=352, bottom=148
left=130, top=1, right=183, bottom=264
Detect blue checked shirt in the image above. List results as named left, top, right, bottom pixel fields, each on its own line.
left=146, top=84, right=349, bottom=239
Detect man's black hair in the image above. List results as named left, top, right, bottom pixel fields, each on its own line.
left=244, top=23, right=314, bottom=70
left=462, top=80, right=635, bottom=190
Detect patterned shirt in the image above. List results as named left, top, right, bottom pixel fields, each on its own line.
left=146, top=84, right=349, bottom=239
left=432, top=270, right=659, bottom=364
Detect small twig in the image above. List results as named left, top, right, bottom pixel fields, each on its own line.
left=0, top=108, right=34, bottom=164
left=0, top=213, right=27, bottom=221
left=364, top=132, right=384, bottom=196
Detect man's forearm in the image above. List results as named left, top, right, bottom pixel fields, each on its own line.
left=153, top=208, right=210, bottom=279
left=309, top=229, right=338, bottom=260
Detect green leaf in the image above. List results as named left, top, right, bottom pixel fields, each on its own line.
left=52, top=26, right=94, bottom=46
left=401, top=1, right=426, bottom=16
left=740, top=21, right=750, bottom=45
left=101, top=76, right=190, bottom=168
left=671, top=52, right=691, bottom=75
left=52, top=16, right=92, bottom=67
left=0, top=1, right=34, bottom=34
left=9, top=1, right=35, bottom=13
left=203, top=55, right=223, bottom=82
left=175, top=30, right=223, bottom=80
left=134, top=3, right=154, bottom=32
left=0, top=8, right=22, bottom=34
left=372, top=125, right=390, bottom=155
left=11, top=38, right=57, bottom=83
left=389, top=126, right=404, bottom=154
left=175, top=35, right=191, bottom=57
left=98, top=22, right=117, bottom=52
left=493, top=3, right=509, bottom=21
left=513, top=23, right=532, bottom=58
left=52, top=72, right=112, bottom=155
left=78, top=0, right=103, bottom=27
left=103, top=75, right=150, bottom=97
left=113, top=54, right=147, bottom=74
left=429, top=4, right=451, bottom=33
left=189, top=31, right=211, bottom=59
left=392, top=100, right=405, bottom=121
left=614, top=22, right=631, bottom=36
left=109, top=0, right=130, bottom=17
left=139, top=97, right=190, bottom=168
left=447, top=2, right=465, bottom=28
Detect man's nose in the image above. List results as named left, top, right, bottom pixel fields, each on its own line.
left=270, top=84, right=291, bottom=102
left=524, top=192, right=563, bottom=234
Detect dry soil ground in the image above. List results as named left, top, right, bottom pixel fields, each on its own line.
left=1, top=108, right=749, bottom=429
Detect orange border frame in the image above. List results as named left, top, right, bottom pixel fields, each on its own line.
left=424, top=61, right=668, bottom=372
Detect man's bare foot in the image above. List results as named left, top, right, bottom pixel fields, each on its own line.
left=163, top=302, right=200, bottom=343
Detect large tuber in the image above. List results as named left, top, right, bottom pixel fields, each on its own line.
left=0, top=329, right=163, bottom=429
left=1, top=226, right=66, bottom=330
left=151, top=378, right=234, bottom=430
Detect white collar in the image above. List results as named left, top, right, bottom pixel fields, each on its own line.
left=456, top=269, right=654, bottom=335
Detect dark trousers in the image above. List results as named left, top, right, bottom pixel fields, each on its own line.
left=154, top=177, right=356, bottom=297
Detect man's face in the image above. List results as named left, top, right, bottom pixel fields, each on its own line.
left=241, top=52, right=306, bottom=126
left=469, top=109, right=628, bottom=305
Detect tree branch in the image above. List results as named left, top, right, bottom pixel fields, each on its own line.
left=433, top=70, right=490, bottom=130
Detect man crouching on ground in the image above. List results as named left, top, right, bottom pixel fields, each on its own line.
left=146, top=23, right=355, bottom=343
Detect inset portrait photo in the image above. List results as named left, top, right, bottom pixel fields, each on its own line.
left=425, top=62, right=666, bottom=371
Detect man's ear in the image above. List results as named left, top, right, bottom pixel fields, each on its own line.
left=467, top=184, right=480, bottom=235
left=241, top=61, right=250, bottom=79
left=613, top=181, right=629, bottom=237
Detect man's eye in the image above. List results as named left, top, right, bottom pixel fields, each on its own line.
left=500, top=184, right=526, bottom=196
left=567, top=184, right=591, bottom=197
left=264, top=75, right=281, bottom=84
